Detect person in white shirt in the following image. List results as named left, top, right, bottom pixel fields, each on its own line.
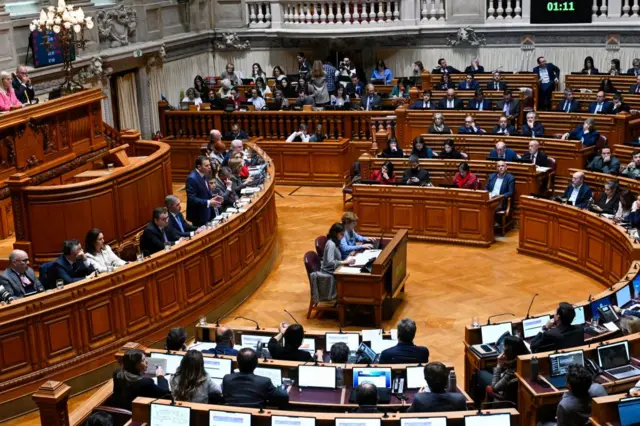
left=85, top=228, right=127, bottom=273
left=182, top=87, right=202, bottom=106
left=247, top=88, right=265, bottom=110
left=561, top=171, right=593, bottom=209
left=286, top=123, right=311, bottom=142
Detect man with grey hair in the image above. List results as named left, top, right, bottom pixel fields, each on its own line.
left=521, top=111, right=545, bottom=137
left=489, top=141, right=520, bottom=162
left=12, top=66, right=35, bottom=105
left=0, top=249, right=43, bottom=298
left=223, top=139, right=245, bottom=166
left=379, top=318, right=429, bottom=364
left=562, top=171, right=593, bottom=208
left=165, top=194, right=198, bottom=238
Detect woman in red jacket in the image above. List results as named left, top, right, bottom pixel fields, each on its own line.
left=230, top=151, right=250, bottom=178
left=370, top=160, right=396, bottom=184
left=453, top=162, right=479, bottom=189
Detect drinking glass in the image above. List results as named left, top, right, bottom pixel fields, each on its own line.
left=471, top=316, right=480, bottom=328
left=56, top=279, right=64, bottom=290
left=164, top=241, right=171, bottom=251
left=107, top=163, right=114, bottom=172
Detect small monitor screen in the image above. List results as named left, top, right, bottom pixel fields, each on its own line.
left=325, top=333, right=360, bottom=352
left=336, top=419, right=381, bottom=426
left=590, top=296, right=612, bottom=320
left=400, top=419, right=447, bottom=426
left=352, top=367, right=392, bottom=388
left=150, top=403, right=190, bottom=426
left=298, top=338, right=316, bottom=354
left=150, top=353, right=183, bottom=375
left=549, top=350, right=584, bottom=377
left=204, top=357, right=232, bottom=379
left=358, top=343, right=377, bottom=363
left=480, top=322, right=513, bottom=344
left=618, top=396, right=640, bottom=426
left=254, top=367, right=282, bottom=386
left=272, top=415, right=316, bottom=426
left=522, top=315, right=551, bottom=339
left=598, top=341, right=630, bottom=370
left=241, top=334, right=271, bottom=349
left=616, top=284, right=632, bottom=308
left=530, top=0, right=592, bottom=24
left=406, top=366, right=427, bottom=389
left=298, top=365, right=336, bottom=388
left=464, top=413, right=510, bottom=426
left=572, top=306, right=586, bottom=325
left=210, top=411, right=251, bottom=426
left=633, top=273, right=640, bottom=298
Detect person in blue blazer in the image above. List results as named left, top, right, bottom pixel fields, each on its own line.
left=562, top=171, right=593, bottom=208
left=186, top=155, right=218, bottom=227
left=457, top=73, right=480, bottom=91
left=485, top=161, right=516, bottom=210
left=489, top=141, right=520, bottom=161
left=492, top=115, right=516, bottom=135
left=467, top=89, right=492, bottom=111
left=629, top=75, right=640, bottom=94
left=521, top=111, right=545, bottom=137
left=165, top=194, right=198, bottom=238
left=555, top=89, right=581, bottom=113
left=533, top=56, right=560, bottom=110
left=408, top=90, right=436, bottom=110
left=437, top=89, right=463, bottom=110
left=458, top=115, right=486, bottom=134
left=588, top=91, right=614, bottom=114
left=487, top=71, right=507, bottom=91
left=562, top=118, right=600, bottom=147
left=627, top=58, right=640, bottom=76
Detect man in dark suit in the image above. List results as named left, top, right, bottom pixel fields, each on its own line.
left=457, top=73, right=479, bottom=91
left=485, top=161, right=516, bottom=210
left=407, top=362, right=466, bottom=413
left=521, top=140, right=549, bottom=167
left=492, top=115, right=516, bottom=135
left=611, top=93, right=631, bottom=114
left=224, top=123, right=248, bottom=141
left=362, top=84, right=381, bottom=111
left=408, top=90, right=436, bottom=110
left=431, top=58, right=459, bottom=75
left=165, top=195, right=198, bottom=238
left=458, top=115, right=486, bottom=134
left=437, top=88, right=463, bottom=110
left=345, top=74, right=365, bottom=98
left=464, top=58, right=484, bottom=75
left=214, top=167, right=237, bottom=209
left=530, top=302, right=584, bottom=353
left=401, top=156, right=430, bottom=186
left=489, top=142, right=520, bottom=161
left=588, top=91, right=614, bottom=114
left=268, top=323, right=314, bottom=362
left=521, top=111, right=545, bottom=137
left=496, top=90, right=520, bottom=123
left=627, top=58, right=640, bottom=76
left=467, top=89, right=492, bottom=111
left=51, top=240, right=96, bottom=285
left=562, top=118, right=600, bottom=147
left=0, top=249, right=44, bottom=298
left=586, top=147, right=620, bottom=175
left=629, top=75, right=640, bottom=94
left=487, top=71, right=507, bottom=91
left=186, top=156, right=221, bottom=227
left=140, top=207, right=180, bottom=255
left=222, top=348, right=289, bottom=408
left=562, top=171, right=593, bottom=208
left=353, top=383, right=379, bottom=413
left=556, top=88, right=581, bottom=113
left=379, top=318, right=429, bottom=364
left=533, top=56, right=560, bottom=110
left=12, top=66, right=35, bottom=105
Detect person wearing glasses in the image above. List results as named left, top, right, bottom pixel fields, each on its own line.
left=0, top=249, right=44, bottom=299
left=12, top=66, right=35, bottom=105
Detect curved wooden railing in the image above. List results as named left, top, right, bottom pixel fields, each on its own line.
left=0, top=142, right=278, bottom=420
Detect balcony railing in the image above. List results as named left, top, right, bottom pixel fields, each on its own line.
left=486, top=0, right=523, bottom=20
left=280, top=0, right=402, bottom=26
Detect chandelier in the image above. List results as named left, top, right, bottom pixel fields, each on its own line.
left=29, top=0, right=94, bottom=93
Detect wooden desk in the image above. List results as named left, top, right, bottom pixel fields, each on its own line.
left=611, top=144, right=636, bottom=166
left=534, top=111, right=639, bottom=146
left=335, top=229, right=408, bottom=327
left=565, top=74, right=638, bottom=93
left=552, top=91, right=640, bottom=112
left=429, top=89, right=528, bottom=124
left=352, top=183, right=502, bottom=247
left=560, top=169, right=640, bottom=201
left=590, top=393, right=640, bottom=426
left=447, top=72, right=540, bottom=108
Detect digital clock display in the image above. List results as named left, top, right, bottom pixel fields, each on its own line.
left=531, top=0, right=592, bottom=24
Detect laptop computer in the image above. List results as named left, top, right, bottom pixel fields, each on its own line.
left=590, top=296, right=611, bottom=321
left=254, top=367, right=282, bottom=386
left=151, top=403, right=190, bottom=425
left=204, top=357, right=232, bottom=387
left=210, top=410, right=251, bottom=426
left=464, top=413, right=510, bottom=426
left=325, top=332, right=360, bottom=362
left=597, top=341, right=640, bottom=380
left=548, top=349, right=584, bottom=388
left=335, top=419, right=381, bottom=426
left=616, top=283, right=633, bottom=308
left=400, top=418, right=446, bottom=426
left=298, top=365, right=337, bottom=389
left=405, top=366, right=429, bottom=391
left=353, top=342, right=379, bottom=364
left=522, top=315, right=551, bottom=340
left=618, top=396, right=640, bottom=426
left=349, top=367, right=391, bottom=403
left=471, top=322, right=513, bottom=356
left=272, top=416, right=316, bottom=426
left=572, top=305, right=586, bottom=326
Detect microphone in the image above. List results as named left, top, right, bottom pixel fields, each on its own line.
left=284, top=310, right=300, bottom=325
left=525, top=293, right=539, bottom=319
left=588, top=294, right=593, bottom=302
left=235, top=316, right=260, bottom=330
left=215, top=315, right=235, bottom=327
left=487, top=313, right=515, bottom=325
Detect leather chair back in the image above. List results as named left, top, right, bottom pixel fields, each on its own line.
left=315, top=235, right=328, bottom=258
left=304, top=251, right=321, bottom=277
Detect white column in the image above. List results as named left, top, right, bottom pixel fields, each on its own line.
left=521, top=0, right=530, bottom=21
left=271, top=0, right=282, bottom=27
left=633, top=0, right=640, bottom=16
left=608, top=0, right=622, bottom=18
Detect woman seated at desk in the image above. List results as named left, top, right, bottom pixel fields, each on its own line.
left=370, top=160, right=396, bottom=184
left=453, top=162, right=479, bottom=189
left=411, top=136, right=436, bottom=159
left=171, top=350, right=222, bottom=403
left=390, top=78, right=411, bottom=99
left=0, top=71, right=23, bottom=111
left=476, top=336, right=529, bottom=403
left=230, top=151, right=249, bottom=178
left=439, top=139, right=465, bottom=160
left=428, top=113, right=453, bottom=135
left=85, top=228, right=127, bottom=273
left=330, top=86, right=351, bottom=108
left=228, top=158, right=253, bottom=195
left=112, top=349, right=169, bottom=410
left=380, top=138, right=404, bottom=158
left=615, top=190, right=635, bottom=222
left=314, top=223, right=356, bottom=302
left=590, top=180, right=620, bottom=215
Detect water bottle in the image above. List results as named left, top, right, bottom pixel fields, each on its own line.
left=448, top=370, right=457, bottom=393
left=530, top=356, right=539, bottom=381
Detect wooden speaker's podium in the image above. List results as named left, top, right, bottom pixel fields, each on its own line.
left=334, top=229, right=408, bottom=326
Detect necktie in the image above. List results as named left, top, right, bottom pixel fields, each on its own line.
left=636, top=86, right=639, bottom=94
left=504, top=104, right=510, bottom=115
left=494, top=82, right=498, bottom=90
left=532, top=154, right=536, bottom=164
left=448, top=100, right=453, bottom=108
left=176, top=215, right=184, bottom=233
left=423, top=102, right=426, bottom=109
left=162, top=230, right=168, bottom=243
left=479, top=102, right=483, bottom=111
left=564, top=101, right=570, bottom=113
left=596, top=103, right=602, bottom=113
left=20, top=274, right=30, bottom=287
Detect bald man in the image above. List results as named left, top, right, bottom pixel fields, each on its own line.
left=363, top=84, right=381, bottom=111
left=485, top=161, right=515, bottom=211
left=0, top=249, right=44, bottom=298
left=224, top=123, right=248, bottom=141
left=562, top=171, right=593, bottom=208
left=202, top=326, right=238, bottom=356
left=488, top=141, right=520, bottom=162
left=12, top=66, right=35, bottom=105
left=521, top=140, right=549, bottom=167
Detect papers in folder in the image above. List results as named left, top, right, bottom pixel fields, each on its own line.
left=352, top=249, right=382, bottom=266
left=536, top=166, right=551, bottom=173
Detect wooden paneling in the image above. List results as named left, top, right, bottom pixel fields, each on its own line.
left=564, top=74, right=638, bottom=93
left=552, top=90, right=640, bottom=111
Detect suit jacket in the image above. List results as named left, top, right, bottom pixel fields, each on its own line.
left=533, top=64, right=560, bottom=87
left=362, top=94, right=382, bottom=110
left=586, top=155, right=620, bottom=175
left=431, top=66, right=460, bottom=74
left=488, top=148, right=519, bottom=162
left=168, top=211, right=197, bottom=237
left=213, top=177, right=236, bottom=209
left=630, top=84, right=640, bottom=94
left=628, top=68, right=640, bottom=76
left=51, top=255, right=95, bottom=285
left=562, top=183, right=593, bottom=209
left=186, top=169, right=213, bottom=226
left=435, top=82, right=455, bottom=90
left=521, top=150, right=549, bottom=167
left=111, top=371, right=169, bottom=411
left=487, top=81, right=507, bottom=91
left=568, top=125, right=600, bottom=147
left=268, top=337, right=312, bottom=361
left=222, top=372, right=289, bottom=408
left=612, top=103, right=631, bottom=114
left=464, top=65, right=485, bottom=74
left=0, top=267, right=43, bottom=298
left=530, top=324, right=585, bottom=353
left=485, top=173, right=516, bottom=209
left=437, top=97, right=463, bottom=110
left=224, top=130, right=248, bottom=141
left=457, top=81, right=479, bottom=90
left=588, top=101, right=614, bottom=114
left=345, top=82, right=365, bottom=97
left=492, top=125, right=516, bottom=135
left=556, top=99, right=581, bottom=113
left=595, top=192, right=620, bottom=215
left=140, top=222, right=179, bottom=256
left=379, top=342, right=429, bottom=364
left=457, top=125, right=484, bottom=134
left=520, top=122, right=545, bottom=137
left=11, top=75, right=35, bottom=104
left=496, top=99, right=520, bottom=117
left=408, top=100, right=436, bottom=110
left=467, top=99, right=492, bottom=111
left=407, top=392, right=467, bottom=413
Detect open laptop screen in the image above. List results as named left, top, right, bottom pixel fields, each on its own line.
left=210, top=411, right=251, bottom=426
left=590, top=296, right=611, bottom=320
left=464, top=413, right=510, bottom=426
left=572, top=305, right=586, bottom=325
left=325, top=333, right=360, bottom=352
left=352, top=367, right=392, bottom=388
left=151, top=403, right=190, bottom=426
left=618, top=396, right=640, bottom=426
left=298, top=365, right=336, bottom=388
left=598, top=341, right=630, bottom=370
left=400, top=419, right=446, bottom=426
left=272, top=415, right=316, bottom=426
left=616, top=284, right=632, bottom=308
left=549, top=350, right=584, bottom=377
left=522, top=315, right=550, bottom=339
left=480, top=322, right=513, bottom=344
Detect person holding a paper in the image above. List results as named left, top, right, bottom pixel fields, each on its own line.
left=379, top=318, right=429, bottom=364
left=112, top=349, right=169, bottom=410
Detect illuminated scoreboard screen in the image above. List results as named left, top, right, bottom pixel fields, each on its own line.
left=30, top=30, right=75, bottom=68
left=531, top=0, right=592, bottom=24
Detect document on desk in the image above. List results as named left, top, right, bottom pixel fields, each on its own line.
left=337, top=266, right=363, bottom=274
left=536, top=166, right=551, bottom=173
left=352, top=249, right=382, bottom=266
